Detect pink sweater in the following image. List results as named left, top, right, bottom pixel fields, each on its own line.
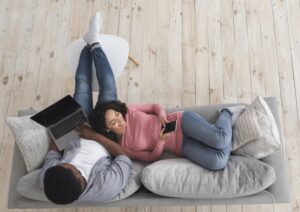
left=119, top=104, right=183, bottom=162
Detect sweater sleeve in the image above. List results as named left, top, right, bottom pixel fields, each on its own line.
left=123, top=140, right=166, bottom=162
left=129, top=104, right=166, bottom=117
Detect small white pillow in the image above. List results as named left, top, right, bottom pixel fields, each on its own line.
left=232, top=96, right=281, bottom=159
left=17, top=161, right=145, bottom=202
left=141, top=156, right=276, bottom=199
left=6, top=115, right=50, bottom=172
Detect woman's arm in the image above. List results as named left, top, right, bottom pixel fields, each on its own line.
left=129, top=104, right=166, bottom=117
left=123, top=140, right=166, bottom=162
left=77, top=125, right=128, bottom=157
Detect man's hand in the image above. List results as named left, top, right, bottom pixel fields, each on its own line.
left=49, top=139, right=58, bottom=152
left=76, top=124, right=97, bottom=140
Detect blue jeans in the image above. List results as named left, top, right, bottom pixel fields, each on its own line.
left=181, top=110, right=232, bottom=171
left=73, top=44, right=118, bottom=117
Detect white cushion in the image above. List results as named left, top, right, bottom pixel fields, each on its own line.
left=17, top=161, right=145, bottom=202
left=141, top=156, right=276, bottom=199
left=6, top=115, right=50, bottom=172
left=67, top=35, right=129, bottom=91
left=232, top=96, right=281, bottom=159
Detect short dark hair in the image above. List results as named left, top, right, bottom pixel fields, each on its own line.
left=89, top=100, right=128, bottom=142
left=44, top=165, right=83, bottom=204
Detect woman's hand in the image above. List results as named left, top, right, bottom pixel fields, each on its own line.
left=159, top=116, right=169, bottom=127
left=159, top=128, right=171, bottom=140
left=76, top=124, right=97, bottom=140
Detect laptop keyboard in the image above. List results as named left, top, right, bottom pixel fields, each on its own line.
left=50, top=111, right=87, bottom=139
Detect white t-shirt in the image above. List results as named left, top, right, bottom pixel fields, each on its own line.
left=62, top=138, right=110, bottom=181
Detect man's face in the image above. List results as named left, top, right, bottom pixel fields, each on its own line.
left=60, top=163, right=87, bottom=191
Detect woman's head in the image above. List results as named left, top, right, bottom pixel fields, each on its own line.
left=89, top=100, right=128, bottom=141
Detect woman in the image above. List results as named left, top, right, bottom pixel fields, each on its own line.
left=81, top=13, right=246, bottom=171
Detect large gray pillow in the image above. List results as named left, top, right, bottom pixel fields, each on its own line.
left=6, top=115, right=50, bottom=172
left=17, top=161, right=145, bottom=202
left=141, top=156, right=276, bottom=199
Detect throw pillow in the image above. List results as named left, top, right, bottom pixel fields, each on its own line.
left=141, top=156, right=276, bottom=199
left=232, top=96, right=281, bottom=159
left=6, top=115, right=50, bottom=172
left=17, top=161, right=145, bottom=202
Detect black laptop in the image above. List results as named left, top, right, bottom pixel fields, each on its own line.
left=31, top=95, right=87, bottom=150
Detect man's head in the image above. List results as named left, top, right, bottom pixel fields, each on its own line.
left=44, top=163, right=87, bottom=204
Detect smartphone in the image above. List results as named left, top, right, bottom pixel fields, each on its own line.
left=161, top=120, right=177, bottom=134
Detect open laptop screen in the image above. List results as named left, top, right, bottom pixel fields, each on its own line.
left=31, top=95, right=80, bottom=127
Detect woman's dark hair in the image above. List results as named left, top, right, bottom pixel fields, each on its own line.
left=44, top=165, right=83, bottom=204
left=89, top=100, right=128, bottom=142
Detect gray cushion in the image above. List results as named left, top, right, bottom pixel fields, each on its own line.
left=141, top=156, right=276, bottom=199
left=6, top=115, right=50, bottom=172
left=232, top=96, right=281, bottom=159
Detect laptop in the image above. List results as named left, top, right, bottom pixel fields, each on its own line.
left=31, top=95, right=87, bottom=151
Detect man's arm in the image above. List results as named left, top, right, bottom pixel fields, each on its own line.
left=49, top=138, right=59, bottom=151
left=39, top=140, right=62, bottom=188
left=77, top=125, right=127, bottom=157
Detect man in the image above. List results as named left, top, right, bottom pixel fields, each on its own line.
left=39, top=125, right=132, bottom=204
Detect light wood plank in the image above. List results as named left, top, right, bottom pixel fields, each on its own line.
left=207, top=0, right=223, bottom=104
left=182, top=0, right=196, bottom=106
left=0, top=0, right=27, bottom=138
left=220, top=0, right=238, bottom=103
left=260, top=0, right=281, bottom=99
left=139, top=0, right=158, bottom=104
left=195, top=0, right=209, bottom=105
left=136, top=206, right=150, bottom=212
left=44, top=0, right=72, bottom=104
left=117, top=0, right=133, bottom=102
left=153, top=0, right=170, bottom=107
left=20, top=0, right=49, bottom=109
left=181, top=206, right=196, bottom=212
left=121, top=207, right=136, bottom=212
left=167, top=0, right=182, bottom=108
left=150, top=207, right=165, bottom=212
left=273, top=203, right=291, bottom=212
left=165, top=206, right=180, bottom=212
left=226, top=205, right=242, bottom=212
left=127, top=0, right=145, bottom=104
left=242, top=204, right=273, bottom=212
left=211, top=205, right=226, bottom=212
left=196, top=206, right=212, bottom=212
left=232, top=0, right=252, bottom=103
left=245, top=0, right=266, bottom=98
left=287, top=0, right=300, bottom=128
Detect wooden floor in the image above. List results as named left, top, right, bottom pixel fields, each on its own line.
left=0, top=0, right=299, bottom=211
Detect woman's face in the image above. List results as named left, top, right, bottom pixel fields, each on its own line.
left=105, top=109, right=126, bottom=136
